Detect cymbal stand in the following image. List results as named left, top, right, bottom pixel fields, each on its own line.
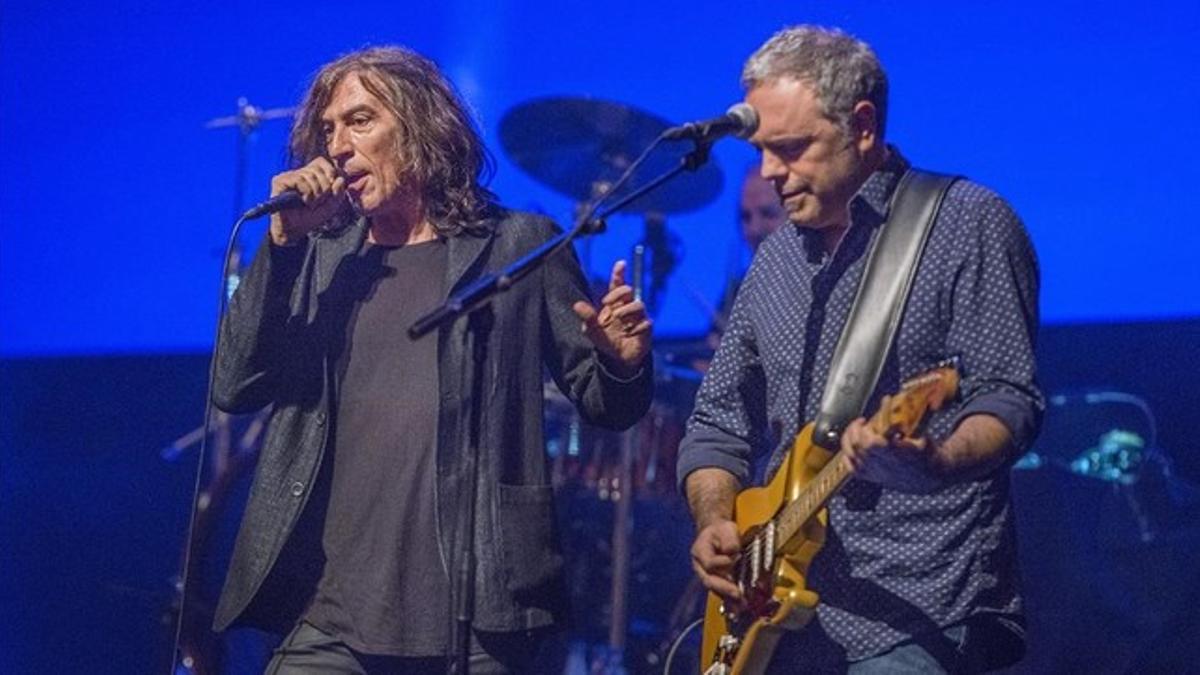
left=574, top=179, right=614, bottom=274
left=205, top=98, right=295, bottom=300
left=636, top=210, right=681, bottom=317
left=165, top=97, right=293, bottom=674
left=164, top=99, right=294, bottom=468
left=592, top=243, right=649, bottom=675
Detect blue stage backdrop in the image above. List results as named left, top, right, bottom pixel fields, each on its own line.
left=2, top=1, right=1198, bottom=356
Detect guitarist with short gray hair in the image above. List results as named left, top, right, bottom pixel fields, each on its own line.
left=677, top=25, right=1042, bottom=674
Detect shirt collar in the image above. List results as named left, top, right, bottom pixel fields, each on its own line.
left=852, top=144, right=910, bottom=222
left=794, top=145, right=910, bottom=260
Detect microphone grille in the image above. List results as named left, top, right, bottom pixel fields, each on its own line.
left=726, top=103, right=759, bottom=139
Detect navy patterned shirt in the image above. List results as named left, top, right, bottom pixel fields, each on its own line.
left=677, top=148, right=1043, bottom=660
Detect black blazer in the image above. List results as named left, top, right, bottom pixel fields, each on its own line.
left=211, top=209, right=653, bottom=633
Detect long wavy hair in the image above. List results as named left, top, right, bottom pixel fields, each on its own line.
left=289, top=46, right=497, bottom=236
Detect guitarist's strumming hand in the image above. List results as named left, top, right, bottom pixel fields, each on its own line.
left=685, top=467, right=746, bottom=608
left=691, top=519, right=744, bottom=606
left=839, top=395, right=944, bottom=493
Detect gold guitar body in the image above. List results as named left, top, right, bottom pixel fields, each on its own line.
left=696, top=365, right=957, bottom=674
left=699, top=423, right=834, bottom=675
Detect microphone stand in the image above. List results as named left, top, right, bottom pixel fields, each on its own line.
left=409, top=137, right=714, bottom=340
left=412, top=136, right=716, bottom=675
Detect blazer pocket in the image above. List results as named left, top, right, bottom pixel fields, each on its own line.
left=497, top=483, right=565, bottom=600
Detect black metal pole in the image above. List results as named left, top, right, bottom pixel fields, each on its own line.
left=449, top=306, right=493, bottom=675
left=410, top=137, right=714, bottom=340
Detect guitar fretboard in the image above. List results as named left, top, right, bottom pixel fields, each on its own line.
left=773, top=448, right=851, bottom=549
left=762, top=366, right=955, bottom=556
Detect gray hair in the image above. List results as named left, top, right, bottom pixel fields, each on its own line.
left=742, top=25, right=888, bottom=140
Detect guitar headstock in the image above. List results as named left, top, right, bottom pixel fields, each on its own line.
left=875, top=362, right=960, bottom=439
left=901, top=361, right=959, bottom=407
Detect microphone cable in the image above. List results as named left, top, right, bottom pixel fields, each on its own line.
left=662, top=617, right=704, bottom=675
left=168, top=212, right=252, bottom=674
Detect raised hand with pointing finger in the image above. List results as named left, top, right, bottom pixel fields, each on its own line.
left=571, top=260, right=653, bottom=377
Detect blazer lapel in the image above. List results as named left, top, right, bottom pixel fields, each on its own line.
left=444, top=227, right=495, bottom=299
left=435, top=224, right=496, bottom=519
left=314, top=218, right=369, bottom=295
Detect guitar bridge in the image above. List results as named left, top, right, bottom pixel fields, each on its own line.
left=719, top=602, right=740, bottom=624
left=703, top=634, right=740, bottom=675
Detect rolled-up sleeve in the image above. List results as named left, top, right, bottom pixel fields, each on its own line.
left=945, top=194, right=1044, bottom=454
left=676, top=275, right=768, bottom=492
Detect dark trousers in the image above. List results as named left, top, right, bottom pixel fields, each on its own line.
left=265, top=621, right=564, bottom=675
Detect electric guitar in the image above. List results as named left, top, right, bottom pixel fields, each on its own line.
left=699, top=364, right=959, bottom=675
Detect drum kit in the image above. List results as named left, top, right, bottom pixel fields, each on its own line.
left=169, top=94, right=726, bottom=674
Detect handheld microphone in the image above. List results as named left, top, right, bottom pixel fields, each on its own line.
left=241, top=190, right=305, bottom=220
left=663, top=103, right=758, bottom=142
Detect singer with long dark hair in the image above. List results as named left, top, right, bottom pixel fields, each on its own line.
left=210, top=45, right=653, bottom=673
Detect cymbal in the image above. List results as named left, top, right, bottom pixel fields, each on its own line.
left=499, top=96, right=724, bottom=214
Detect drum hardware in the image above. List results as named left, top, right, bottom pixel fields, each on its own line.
left=204, top=98, right=296, bottom=298
left=499, top=96, right=721, bottom=315
left=1014, top=389, right=1190, bottom=544
left=1071, top=430, right=1146, bottom=484
left=1016, top=389, right=1161, bottom=484
left=499, top=95, right=728, bottom=672
left=498, top=97, right=723, bottom=215
left=204, top=99, right=297, bottom=223
left=166, top=98, right=295, bottom=675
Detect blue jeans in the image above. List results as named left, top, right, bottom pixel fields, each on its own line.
left=767, top=613, right=1024, bottom=674
left=847, top=625, right=968, bottom=674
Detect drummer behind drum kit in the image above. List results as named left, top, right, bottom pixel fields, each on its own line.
left=170, top=94, right=729, bottom=674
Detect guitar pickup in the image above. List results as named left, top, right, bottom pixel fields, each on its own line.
left=750, top=535, right=762, bottom=586
left=764, top=521, right=776, bottom=572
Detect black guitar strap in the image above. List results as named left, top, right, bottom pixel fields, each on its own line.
left=811, top=169, right=958, bottom=450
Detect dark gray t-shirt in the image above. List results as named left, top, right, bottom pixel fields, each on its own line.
left=305, top=239, right=450, bottom=656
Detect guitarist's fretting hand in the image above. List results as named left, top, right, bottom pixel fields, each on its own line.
left=839, top=395, right=943, bottom=492
left=691, top=519, right=745, bottom=605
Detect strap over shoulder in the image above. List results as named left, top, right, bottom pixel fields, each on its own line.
left=812, top=169, right=958, bottom=450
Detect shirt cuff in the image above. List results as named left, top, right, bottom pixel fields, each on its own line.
left=953, top=390, right=1041, bottom=454
left=676, top=426, right=752, bottom=494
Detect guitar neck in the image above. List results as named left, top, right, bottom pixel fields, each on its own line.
left=774, top=445, right=852, bottom=547
left=768, top=364, right=956, bottom=552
